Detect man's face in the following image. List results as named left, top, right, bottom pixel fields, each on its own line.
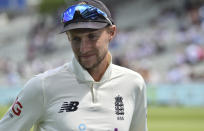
left=66, top=26, right=116, bottom=70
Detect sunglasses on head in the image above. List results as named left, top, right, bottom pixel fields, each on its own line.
left=61, top=4, right=113, bottom=25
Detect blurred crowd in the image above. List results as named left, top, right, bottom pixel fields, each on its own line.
left=111, top=3, right=204, bottom=84
left=27, top=20, right=57, bottom=62
left=1, top=1, right=204, bottom=87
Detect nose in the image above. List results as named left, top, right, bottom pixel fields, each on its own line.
left=80, top=38, right=91, bottom=54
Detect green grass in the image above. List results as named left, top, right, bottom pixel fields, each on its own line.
left=0, top=106, right=9, bottom=118
left=1, top=106, right=204, bottom=131
left=148, top=106, right=204, bottom=131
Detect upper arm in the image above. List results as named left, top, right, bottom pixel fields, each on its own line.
left=129, top=79, right=148, bottom=131
left=0, top=76, right=45, bottom=131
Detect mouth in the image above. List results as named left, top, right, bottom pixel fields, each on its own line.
left=79, top=54, right=95, bottom=60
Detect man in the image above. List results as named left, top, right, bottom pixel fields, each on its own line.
left=0, top=0, right=147, bottom=131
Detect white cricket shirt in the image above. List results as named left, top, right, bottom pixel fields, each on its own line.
left=0, top=57, right=147, bottom=131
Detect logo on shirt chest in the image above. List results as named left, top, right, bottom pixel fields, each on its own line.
left=115, top=95, right=124, bottom=120
left=58, top=101, right=79, bottom=113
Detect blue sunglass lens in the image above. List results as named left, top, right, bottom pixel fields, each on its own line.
left=62, top=5, right=76, bottom=22
left=98, top=10, right=107, bottom=17
left=62, top=5, right=108, bottom=23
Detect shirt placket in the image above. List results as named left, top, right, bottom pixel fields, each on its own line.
left=90, top=82, right=100, bottom=104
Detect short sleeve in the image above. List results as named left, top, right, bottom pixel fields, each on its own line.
left=129, top=80, right=148, bottom=131
left=0, top=76, right=45, bottom=131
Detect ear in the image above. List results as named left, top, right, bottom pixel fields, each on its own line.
left=107, top=25, right=117, bottom=41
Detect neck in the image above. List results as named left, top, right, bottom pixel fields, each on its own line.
left=88, top=52, right=111, bottom=82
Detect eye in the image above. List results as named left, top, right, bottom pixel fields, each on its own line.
left=71, top=37, right=81, bottom=43
left=88, top=34, right=99, bottom=41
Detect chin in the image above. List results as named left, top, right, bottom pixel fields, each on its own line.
left=82, top=64, right=95, bottom=70
left=81, top=62, right=99, bottom=70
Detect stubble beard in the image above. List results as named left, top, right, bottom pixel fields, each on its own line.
left=79, top=50, right=108, bottom=70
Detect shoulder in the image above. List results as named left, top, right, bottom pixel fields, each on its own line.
left=112, top=64, right=144, bottom=80
left=37, top=63, right=71, bottom=79
left=22, top=63, right=71, bottom=95
left=111, top=64, right=145, bottom=88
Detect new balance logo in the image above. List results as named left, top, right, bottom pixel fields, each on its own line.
left=58, top=101, right=79, bottom=113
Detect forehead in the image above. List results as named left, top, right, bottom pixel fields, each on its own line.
left=67, top=28, right=106, bottom=37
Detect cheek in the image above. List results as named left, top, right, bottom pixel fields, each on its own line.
left=96, top=41, right=109, bottom=56
left=71, top=44, right=79, bottom=55
left=96, top=35, right=110, bottom=49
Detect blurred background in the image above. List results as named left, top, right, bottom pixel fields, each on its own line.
left=0, top=0, right=204, bottom=131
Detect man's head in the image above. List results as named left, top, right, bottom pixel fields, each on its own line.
left=67, top=25, right=116, bottom=70
left=61, top=0, right=116, bottom=70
